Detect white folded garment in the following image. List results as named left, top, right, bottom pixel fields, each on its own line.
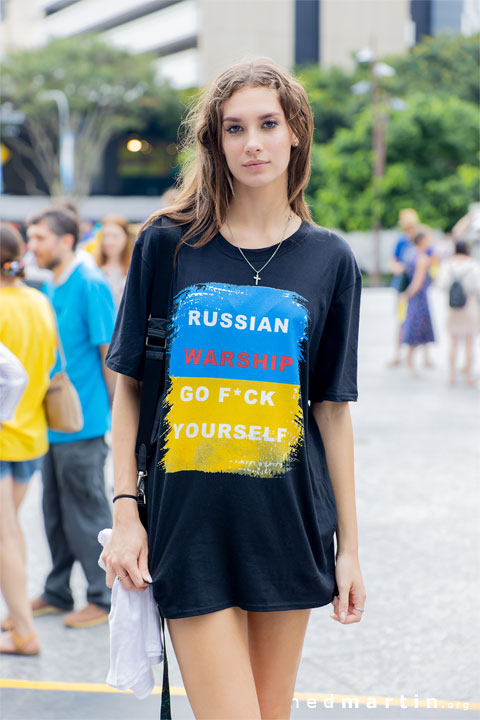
left=97, top=528, right=163, bottom=699
left=0, top=341, right=28, bottom=422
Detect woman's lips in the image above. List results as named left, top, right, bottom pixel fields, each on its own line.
left=243, top=161, right=269, bottom=168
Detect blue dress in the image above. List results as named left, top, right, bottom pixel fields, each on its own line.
left=400, top=247, right=435, bottom=346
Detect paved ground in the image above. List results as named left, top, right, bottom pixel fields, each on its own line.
left=1, top=285, right=479, bottom=719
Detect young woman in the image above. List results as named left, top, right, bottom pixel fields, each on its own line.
left=93, top=215, right=134, bottom=308
left=102, top=57, right=366, bottom=718
left=436, top=240, right=480, bottom=387
left=399, top=226, right=436, bottom=375
left=0, top=223, right=56, bottom=656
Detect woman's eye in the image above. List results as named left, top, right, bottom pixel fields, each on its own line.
left=225, top=120, right=278, bottom=134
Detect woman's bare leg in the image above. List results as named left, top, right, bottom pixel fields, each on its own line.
left=449, top=334, right=459, bottom=385
left=0, top=476, right=38, bottom=652
left=12, top=480, right=29, bottom=565
left=423, top=344, right=434, bottom=367
left=248, top=608, right=311, bottom=719
left=464, top=334, right=475, bottom=386
left=388, top=324, right=404, bottom=366
left=406, top=344, right=416, bottom=374
left=166, top=606, right=261, bottom=719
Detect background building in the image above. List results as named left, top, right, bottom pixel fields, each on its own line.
left=1, top=0, right=478, bottom=89
left=0, top=0, right=478, bottom=211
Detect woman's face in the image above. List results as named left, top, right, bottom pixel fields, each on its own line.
left=221, top=86, right=298, bottom=191
left=101, top=223, right=128, bottom=261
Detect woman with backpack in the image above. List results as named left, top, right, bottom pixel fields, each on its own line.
left=101, top=57, right=366, bottom=718
left=436, top=240, right=480, bottom=387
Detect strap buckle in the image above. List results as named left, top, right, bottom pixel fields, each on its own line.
left=137, top=469, right=147, bottom=503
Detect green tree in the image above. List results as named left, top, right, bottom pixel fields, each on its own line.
left=0, top=35, right=184, bottom=197
left=386, top=33, right=480, bottom=105
left=300, top=33, right=480, bottom=231
left=307, top=94, right=479, bottom=232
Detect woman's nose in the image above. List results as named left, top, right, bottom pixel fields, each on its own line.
left=244, top=132, right=263, bottom=152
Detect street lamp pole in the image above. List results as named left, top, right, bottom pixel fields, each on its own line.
left=38, top=89, right=75, bottom=196
left=371, top=60, right=385, bottom=288
left=353, top=50, right=396, bottom=287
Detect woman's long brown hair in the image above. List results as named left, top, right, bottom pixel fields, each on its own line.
left=140, top=56, right=315, bottom=255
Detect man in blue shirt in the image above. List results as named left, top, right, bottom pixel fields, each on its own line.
left=27, top=207, right=116, bottom=628
left=389, top=209, right=418, bottom=366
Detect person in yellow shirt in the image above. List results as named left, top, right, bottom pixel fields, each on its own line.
left=0, top=223, right=56, bottom=656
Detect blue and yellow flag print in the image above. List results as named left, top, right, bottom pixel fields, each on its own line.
left=160, top=282, right=309, bottom=477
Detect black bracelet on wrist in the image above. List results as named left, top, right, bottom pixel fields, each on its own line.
left=112, top=493, right=138, bottom=504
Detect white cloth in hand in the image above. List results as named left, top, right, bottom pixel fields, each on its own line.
left=98, top=528, right=163, bottom=699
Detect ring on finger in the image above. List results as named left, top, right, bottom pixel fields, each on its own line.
left=354, top=606, right=365, bottom=613
left=117, top=574, right=128, bottom=581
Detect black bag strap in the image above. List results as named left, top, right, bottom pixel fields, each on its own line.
left=134, top=218, right=184, bottom=720
left=135, top=219, right=183, bottom=472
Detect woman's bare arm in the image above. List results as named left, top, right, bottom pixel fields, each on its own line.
left=312, top=401, right=358, bottom=555
left=111, top=374, right=142, bottom=499
left=312, top=400, right=366, bottom=623
left=403, top=253, right=430, bottom=298
left=101, top=373, right=150, bottom=591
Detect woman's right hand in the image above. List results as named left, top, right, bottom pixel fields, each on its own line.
left=101, top=517, right=151, bottom=592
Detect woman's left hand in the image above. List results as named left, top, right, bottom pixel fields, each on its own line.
left=331, top=551, right=366, bottom=624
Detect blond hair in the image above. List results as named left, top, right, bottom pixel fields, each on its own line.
left=398, top=208, right=419, bottom=231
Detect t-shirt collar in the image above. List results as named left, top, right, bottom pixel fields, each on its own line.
left=53, top=252, right=83, bottom=287
left=213, top=219, right=309, bottom=261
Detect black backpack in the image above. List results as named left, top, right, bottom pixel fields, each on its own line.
left=448, top=277, right=467, bottom=308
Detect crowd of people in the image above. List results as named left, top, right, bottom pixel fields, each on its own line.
left=0, top=200, right=478, bottom=657
left=0, top=204, right=119, bottom=655
left=388, top=208, right=480, bottom=386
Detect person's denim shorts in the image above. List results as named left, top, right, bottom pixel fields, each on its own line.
left=0, top=456, right=44, bottom=484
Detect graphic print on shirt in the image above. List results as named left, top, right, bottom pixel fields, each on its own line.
left=160, top=282, right=309, bottom=477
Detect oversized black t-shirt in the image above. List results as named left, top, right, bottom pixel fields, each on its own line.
left=105, top=216, right=362, bottom=619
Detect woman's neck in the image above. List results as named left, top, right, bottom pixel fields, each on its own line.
left=221, top=181, right=300, bottom=248
left=0, top=277, right=23, bottom=289
left=102, top=258, right=123, bottom=270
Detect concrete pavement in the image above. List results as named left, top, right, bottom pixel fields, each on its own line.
left=1, top=285, right=479, bottom=718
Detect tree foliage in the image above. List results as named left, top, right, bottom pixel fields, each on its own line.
left=1, top=35, right=184, bottom=197
left=300, top=33, right=480, bottom=231
left=386, top=33, right=480, bottom=106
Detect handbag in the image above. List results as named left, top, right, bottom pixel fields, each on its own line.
left=133, top=218, right=184, bottom=720
left=44, top=310, right=83, bottom=433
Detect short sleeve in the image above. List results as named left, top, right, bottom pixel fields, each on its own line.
left=86, top=276, right=116, bottom=347
left=435, top=261, right=451, bottom=291
left=393, top=238, right=402, bottom=260
left=104, top=227, right=155, bottom=380
left=309, top=273, right=362, bottom=403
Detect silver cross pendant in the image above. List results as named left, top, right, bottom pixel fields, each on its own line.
left=254, top=272, right=261, bottom=285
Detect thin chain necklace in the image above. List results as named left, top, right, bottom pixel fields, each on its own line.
left=225, top=211, right=293, bottom=285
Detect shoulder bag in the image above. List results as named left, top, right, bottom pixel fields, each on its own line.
left=44, top=308, right=84, bottom=433
left=134, top=217, right=185, bottom=720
